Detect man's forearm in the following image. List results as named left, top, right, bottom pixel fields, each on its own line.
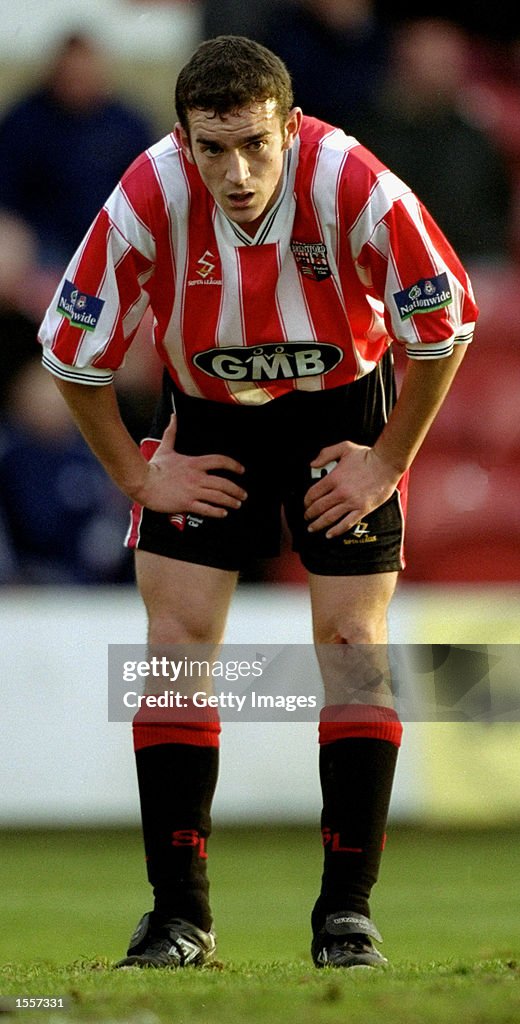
left=373, top=344, right=469, bottom=475
left=53, top=377, right=247, bottom=517
left=54, top=379, right=149, bottom=499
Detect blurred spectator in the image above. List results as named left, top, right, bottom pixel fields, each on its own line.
left=386, top=3, right=520, bottom=42
left=461, top=36, right=520, bottom=261
left=0, top=210, right=157, bottom=585
left=0, top=359, right=134, bottom=585
left=359, top=18, right=513, bottom=265
left=202, top=0, right=280, bottom=41
left=261, top=0, right=391, bottom=136
left=0, top=213, right=40, bottom=415
left=0, top=31, right=155, bottom=278
left=0, top=216, right=142, bottom=585
left=463, top=36, right=520, bottom=177
left=203, top=0, right=520, bottom=44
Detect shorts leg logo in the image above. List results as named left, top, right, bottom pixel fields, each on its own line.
left=343, top=521, right=378, bottom=545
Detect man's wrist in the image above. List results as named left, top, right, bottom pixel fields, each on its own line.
left=121, top=460, right=152, bottom=505
left=371, top=443, right=408, bottom=481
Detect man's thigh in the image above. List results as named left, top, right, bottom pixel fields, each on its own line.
left=282, top=361, right=407, bottom=577
left=135, top=549, right=238, bottom=645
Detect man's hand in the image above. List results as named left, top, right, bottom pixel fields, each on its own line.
left=304, top=441, right=401, bottom=539
left=304, top=347, right=470, bottom=539
left=133, top=414, right=247, bottom=517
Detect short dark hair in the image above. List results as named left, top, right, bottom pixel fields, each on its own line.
left=175, top=35, right=294, bottom=132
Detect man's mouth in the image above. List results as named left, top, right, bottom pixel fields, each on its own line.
left=227, top=191, right=255, bottom=208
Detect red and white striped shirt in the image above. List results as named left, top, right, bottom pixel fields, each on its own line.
left=39, top=116, right=478, bottom=405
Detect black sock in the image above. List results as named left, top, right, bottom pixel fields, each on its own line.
left=312, top=737, right=399, bottom=933
left=135, top=742, right=218, bottom=932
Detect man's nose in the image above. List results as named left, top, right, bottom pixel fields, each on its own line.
left=225, top=150, right=250, bottom=185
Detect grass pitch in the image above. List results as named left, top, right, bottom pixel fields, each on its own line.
left=1, top=825, right=519, bottom=1023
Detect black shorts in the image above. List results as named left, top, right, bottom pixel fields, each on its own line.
left=126, top=351, right=407, bottom=576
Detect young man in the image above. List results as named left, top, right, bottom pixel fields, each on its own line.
left=38, top=36, right=478, bottom=969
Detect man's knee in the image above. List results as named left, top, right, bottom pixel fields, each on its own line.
left=147, top=616, right=217, bottom=646
left=313, top=613, right=389, bottom=645
left=332, top=622, right=386, bottom=645
left=310, top=571, right=398, bottom=645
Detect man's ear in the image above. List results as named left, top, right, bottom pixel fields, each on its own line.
left=282, top=107, right=303, bottom=151
left=175, top=122, right=195, bottom=164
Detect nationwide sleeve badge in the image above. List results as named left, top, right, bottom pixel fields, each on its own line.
left=57, top=279, right=105, bottom=331
left=393, top=273, right=453, bottom=320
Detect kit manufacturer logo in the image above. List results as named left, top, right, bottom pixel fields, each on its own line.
left=188, top=250, right=222, bottom=287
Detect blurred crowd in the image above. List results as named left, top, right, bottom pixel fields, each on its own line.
left=1, top=3, right=519, bottom=585
left=0, top=32, right=158, bottom=585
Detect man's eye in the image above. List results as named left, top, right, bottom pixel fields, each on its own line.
left=203, top=145, right=221, bottom=156
left=248, top=141, right=264, bottom=151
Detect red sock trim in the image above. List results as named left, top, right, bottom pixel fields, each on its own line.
left=132, top=704, right=221, bottom=751
left=319, top=704, right=403, bottom=747
left=133, top=722, right=220, bottom=750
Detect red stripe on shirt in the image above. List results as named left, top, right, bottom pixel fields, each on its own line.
left=292, top=138, right=360, bottom=385
left=236, top=243, right=291, bottom=400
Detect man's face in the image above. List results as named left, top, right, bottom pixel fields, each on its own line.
left=178, top=100, right=301, bottom=235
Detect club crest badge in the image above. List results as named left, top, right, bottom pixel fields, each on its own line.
left=291, top=240, right=331, bottom=281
